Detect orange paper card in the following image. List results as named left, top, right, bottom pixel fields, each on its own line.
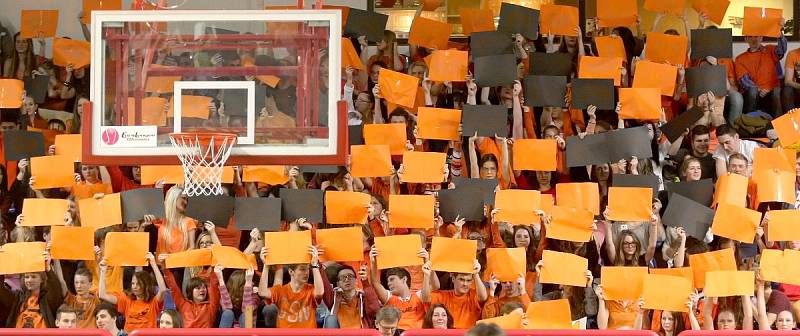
left=82, top=0, right=122, bottom=24
left=649, top=267, right=695, bottom=288
left=601, top=266, right=648, bottom=300
left=772, top=110, right=800, bottom=148
left=0, top=79, right=24, bottom=108
left=408, top=17, right=450, bottom=50
left=540, top=250, right=588, bottom=287
left=378, top=69, right=420, bottom=108
left=753, top=147, right=796, bottom=173
left=263, top=230, right=312, bottom=265
left=618, top=88, right=663, bottom=120
left=350, top=145, right=393, bottom=178
left=127, top=96, right=168, bottom=126
left=0, top=242, right=47, bottom=275
left=316, top=227, right=364, bottom=262
left=644, top=33, right=688, bottom=65
left=145, top=75, right=181, bottom=94
left=753, top=169, right=795, bottom=204
left=428, top=50, right=468, bottom=83
left=140, top=165, right=184, bottom=185
left=104, top=232, right=149, bottom=266
left=486, top=248, right=527, bottom=282
left=166, top=249, right=213, bottom=268
left=31, top=155, right=74, bottom=189
left=168, top=95, right=212, bottom=119
left=51, top=226, right=95, bottom=260
left=692, top=0, right=730, bottom=25
left=556, top=182, right=600, bottom=215
left=595, top=36, right=627, bottom=59
left=767, top=210, right=800, bottom=242
left=21, top=198, right=69, bottom=226
left=242, top=166, right=289, bottom=185
left=578, top=56, right=624, bottom=86
left=363, top=123, right=407, bottom=155
left=513, top=139, right=558, bottom=171
left=495, top=189, right=541, bottom=225
left=325, top=191, right=370, bottom=225
left=422, top=0, right=444, bottom=11
left=478, top=312, right=523, bottom=329
left=460, top=8, right=495, bottom=35
left=711, top=203, right=760, bottom=243
left=642, top=274, right=692, bottom=312
left=430, top=237, right=477, bottom=274
left=374, top=235, right=424, bottom=269
left=759, top=249, right=800, bottom=286
left=212, top=245, right=256, bottom=269
left=643, top=0, right=685, bottom=16
left=401, top=151, right=446, bottom=183
left=632, top=61, right=678, bottom=97
left=688, top=248, right=736, bottom=288
left=742, top=7, right=782, bottom=38
left=20, top=10, right=59, bottom=39
left=389, top=194, right=435, bottom=229
left=712, top=173, right=748, bottom=207
left=55, top=134, right=83, bottom=162
left=548, top=206, right=594, bottom=242
left=704, top=271, right=754, bottom=297
left=417, top=107, right=462, bottom=140
left=540, top=5, right=579, bottom=36
left=525, top=299, right=572, bottom=329
left=79, top=193, right=122, bottom=229
left=596, top=0, right=638, bottom=28
left=53, top=38, right=91, bottom=69
left=341, top=37, right=365, bottom=71
left=607, top=187, right=653, bottom=222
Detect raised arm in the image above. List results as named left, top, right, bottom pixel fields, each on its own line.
left=310, top=246, right=325, bottom=298
left=98, top=260, right=118, bottom=304
left=756, top=278, right=771, bottom=330
left=420, top=261, right=433, bottom=303
left=257, top=247, right=273, bottom=300
left=644, top=213, right=659, bottom=264
left=474, top=260, right=488, bottom=302
left=512, top=81, right=524, bottom=139
left=469, top=135, right=481, bottom=178
left=147, top=252, right=167, bottom=301
left=674, top=227, right=687, bottom=268
left=595, top=285, right=609, bottom=329
left=53, top=259, right=69, bottom=298
left=368, top=245, right=390, bottom=304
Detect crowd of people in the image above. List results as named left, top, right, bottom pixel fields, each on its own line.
left=0, top=1, right=800, bottom=336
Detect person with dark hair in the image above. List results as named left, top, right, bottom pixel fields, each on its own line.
left=369, top=246, right=429, bottom=330
left=95, top=303, right=126, bottom=336
left=0, top=263, right=62, bottom=328
left=421, top=258, right=488, bottom=329
left=54, top=304, right=78, bottom=328
left=466, top=323, right=507, bottom=336
left=53, top=265, right=100, bottom=329
left=668, top=125, right=717, bottom=181
left=258, top=243, right=325, bottom=328
left=713, top=124, right=761, bottom=177
left=375, top=306, right=403, bottom=336
left=159, top=259, right=220, bottom=328
left=422, top=303, right=453, bottom=329
left=98, top=253, right=166, bottom=332
left=158, top=309, right=184, bottom=328
left=321, top=264, right=381, bottom=328
left=735, top=19, right=787, bottom=117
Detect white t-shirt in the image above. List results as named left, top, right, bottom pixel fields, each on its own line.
left=712, top=139, right=759, bottom=164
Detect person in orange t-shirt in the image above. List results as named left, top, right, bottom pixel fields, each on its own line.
left=421, top=260, right=488, bottom=329
left=98, top=253, right=166, bottom=332
left=368, top=246, right=431, bottom=330
left=70, top=165, right=113, bottom=200
left=258, top=245, right=325, bottom=328
left=735, top=26, right=787, bottom=117
left=783, top=47, right=800, bottom=111
left=481, top=274, right=531, bottom=319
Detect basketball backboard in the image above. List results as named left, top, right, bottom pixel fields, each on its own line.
left=85, top=9, right=346, bottom=165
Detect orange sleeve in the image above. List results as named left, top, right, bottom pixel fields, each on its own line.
left=481, top=296, right=501, bottom=319
left=569, top=108, right=586, bottom=135
left=523, top=111, right=537, bottom=139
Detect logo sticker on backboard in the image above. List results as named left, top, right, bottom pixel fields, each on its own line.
left=100, top=126, right=157, bottom=147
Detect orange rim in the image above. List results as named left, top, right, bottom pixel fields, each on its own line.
left=169, top=132, right=237, bottom=147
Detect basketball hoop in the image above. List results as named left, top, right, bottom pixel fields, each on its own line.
left=169, top=133, right=237, bottom=196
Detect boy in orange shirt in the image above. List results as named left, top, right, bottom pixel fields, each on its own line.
left=368, top=245, right=430, bottom=330
left=258, top=245, right=325, bottom=329
left=735, top=19, right=787, bottom=117
left=421, top=259, right=488, bottom=329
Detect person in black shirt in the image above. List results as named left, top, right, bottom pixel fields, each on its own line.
left=667, top=124, right=717, bottom=182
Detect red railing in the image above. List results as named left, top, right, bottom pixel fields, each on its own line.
left=401, top=330, right=660, bottom=336
left=0, top=331, right=111, bottom=336
left=404, top=330, right=662, bottom=336
left=678, top=331, right=800, bottom=335
left=129, top=329, right=382, bottom=336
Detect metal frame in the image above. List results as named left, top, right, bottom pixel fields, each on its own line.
left=87, top=10, right=345, bottom=164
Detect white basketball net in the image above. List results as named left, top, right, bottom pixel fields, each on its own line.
left=169, top=133, right=236, bottom=196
